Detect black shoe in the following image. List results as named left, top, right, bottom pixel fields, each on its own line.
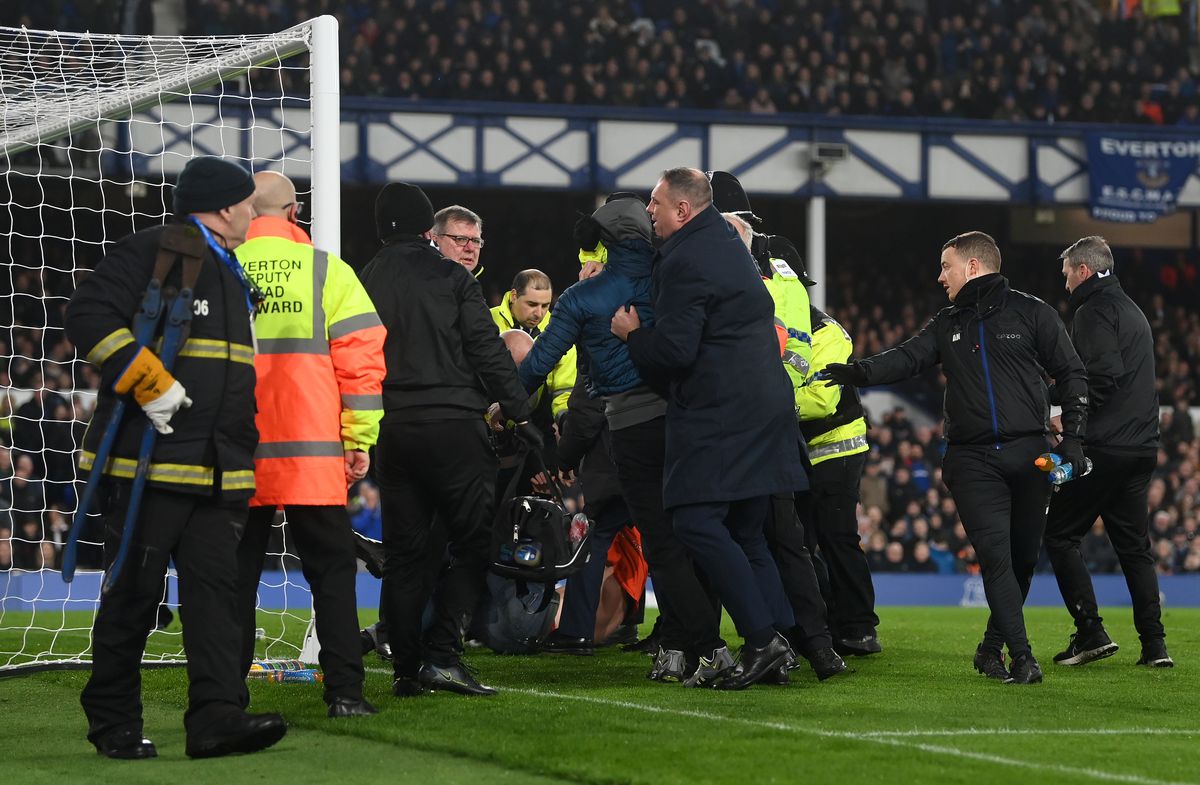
left=93, top=729, right=157, bottom=760
left=647, top=647, right=692, bottom=682
left=417, top=662, right=497, bottom=696
left=1052, top=627, right=1119, bottom=666
left=806, top=647, right=848, bottom=681
left=186, top=712, right=287, bottom=759
left=716, top=634, right=796, bottom=691
left=763, top=664, right=791, bottom=686
left=1136, top=640, right=1174, bottom=668
left=834, top=634, right=882, bottom=657
left=540, top=631, right=594, bottom=656
left=598, top=620, right=639, bottom=648
left=973, top=646, right=1009, bottom=681
left=392, top=676, right=427, bottom=697
left=327, top=697, right=379, bottom=717
left=623, top=630, right=661, bottom=656
left=360, top=624, right=392, bottom=661
left=1005, top=652, right=1043, bottom=684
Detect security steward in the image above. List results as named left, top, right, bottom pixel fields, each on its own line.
left=825, top=231, right=1088, bottom=685
left=797, top=304, right=879, bottom=657
left=491, top=269, right=577, bottom=476
left=234, top=171, right=387, bottom=718
left=360, top=182, right=542, bottom=698
left=67, top=156, right=287, bottom=759
left=1044, top=236, right=1172, bottom=668
left=721, top=209, right=845, bottom=683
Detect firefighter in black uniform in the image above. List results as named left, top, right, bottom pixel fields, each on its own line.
left=67, top=156, right=287, bottom=759
left=360, top=182, right=541, bottom=698
left=1044, top=236, right=1172, bottom=669
left=825, top=231, right=1088, bottom=685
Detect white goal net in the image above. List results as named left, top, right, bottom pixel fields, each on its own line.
left=0, top=16, right=341, bottom=674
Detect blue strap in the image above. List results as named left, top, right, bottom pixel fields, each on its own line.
left=186, top=217, right=258, bottom=313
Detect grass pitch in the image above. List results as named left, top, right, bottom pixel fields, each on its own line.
left=2, top=607, right=1196, bottom=785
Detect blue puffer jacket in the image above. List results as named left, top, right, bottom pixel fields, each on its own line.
left=519, top=238, right=655, bottom=396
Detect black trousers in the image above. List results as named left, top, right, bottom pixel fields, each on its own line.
left=376, top=418, right=496, bottom=675
left=765, top=493, right=833, bottom=651
left=942, top=436, right=1050, bottom=658
left=237, top=505, right=365, bottom=703
left=609, top=417, right=723, bottom=654
left=798, top=451, right=879, bottom=639
left=557, top=497, right=631, bottom=640
left=81, top=483, right=247, bottom=742
left=1044, top=450, right=1164, bottom=643
left=673, top=496, right=796, bottom=641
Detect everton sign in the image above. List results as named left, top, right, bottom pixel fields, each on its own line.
left=1086, top=134, right=1200, bottom=223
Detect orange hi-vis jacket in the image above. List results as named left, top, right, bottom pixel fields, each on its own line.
left=237, top=216, right=386, bottom=507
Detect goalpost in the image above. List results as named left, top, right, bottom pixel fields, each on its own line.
left=0, top=16, right=340, bottom=675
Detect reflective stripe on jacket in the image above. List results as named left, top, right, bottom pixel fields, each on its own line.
left=237, top=216, right=386, bottom=506
left=761, top=257, right=814, bottom=413
left=798, top=311, right=868, bottom=466
left=67, top=224, right=259, bottom=499
left=490, top=292, right=577, bottom=419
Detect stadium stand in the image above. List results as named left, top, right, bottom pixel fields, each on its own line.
left=2, top=1, right=1199, bottom=576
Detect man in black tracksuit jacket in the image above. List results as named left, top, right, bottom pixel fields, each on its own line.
left=359, top=182, right=540, bottom=697
left=826, top=231, right=1088, bottom=684
left=1044, top=236, right=1172, bottom=669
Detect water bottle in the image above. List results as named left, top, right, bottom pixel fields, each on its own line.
left=1048, top=457, right=1093, bottom=486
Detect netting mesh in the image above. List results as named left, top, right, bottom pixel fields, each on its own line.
left=1, top=20, right=331, bottom=673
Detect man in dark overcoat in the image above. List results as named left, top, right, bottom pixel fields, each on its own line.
left=611, top=167, right=806, bottom=689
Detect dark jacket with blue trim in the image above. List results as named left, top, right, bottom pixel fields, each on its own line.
left=854, top=273, right=1088, bottom=446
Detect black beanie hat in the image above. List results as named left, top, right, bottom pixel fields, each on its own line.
left=173, top=156, right=255, bottom=217
left=375, top=182, right=435, bottom=241
left=706, top=170, right=763, bottom=225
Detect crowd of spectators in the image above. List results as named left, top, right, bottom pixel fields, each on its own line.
left=169, top=0, right=1200, bottom=126
left=4, top=232, right=1199, bottom=577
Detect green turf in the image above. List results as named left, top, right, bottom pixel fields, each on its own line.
left=2, top=607, right=1197, bottom=785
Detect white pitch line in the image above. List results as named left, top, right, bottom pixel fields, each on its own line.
left=504, top=688, right=1199, bottom=785
left=858, top=728, right=1200, bottom=738
left=364, top=669, right=1198, bottom=785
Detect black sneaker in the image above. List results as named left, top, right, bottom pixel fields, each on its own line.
left=647, top=647, right=692, bottom=682
left=1005, top=652, right=1043, bottom=684
left=417, top=661, right=497, bottom=696
left=973, top=645, right=1009, bottom=681
left=682, top=646, right=735, bottom=687
left=1136, top=640, right=1174, bottom=668
left=1052, top=627, right=1119, bottom=666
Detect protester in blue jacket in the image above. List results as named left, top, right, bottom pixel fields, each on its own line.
left=520, top=196, right=729, bottom=685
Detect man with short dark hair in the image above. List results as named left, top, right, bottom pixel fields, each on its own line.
left=612, top=167, right=806, bottom=690
left=433, top=205, right=485, bottom=276
left=824, top=230, right=1089, bottom=684
left=1045, top=235, right=1172, bottom=669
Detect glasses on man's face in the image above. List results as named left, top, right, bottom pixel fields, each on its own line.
left=437, top=233, right=485, bottom=248
left=282, top=201, right=304, bottom=217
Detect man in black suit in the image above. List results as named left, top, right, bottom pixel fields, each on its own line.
left=611, top=167, right=806, bottom=690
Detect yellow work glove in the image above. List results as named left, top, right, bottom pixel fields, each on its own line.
left=114, top=346, right=193, bottom=434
